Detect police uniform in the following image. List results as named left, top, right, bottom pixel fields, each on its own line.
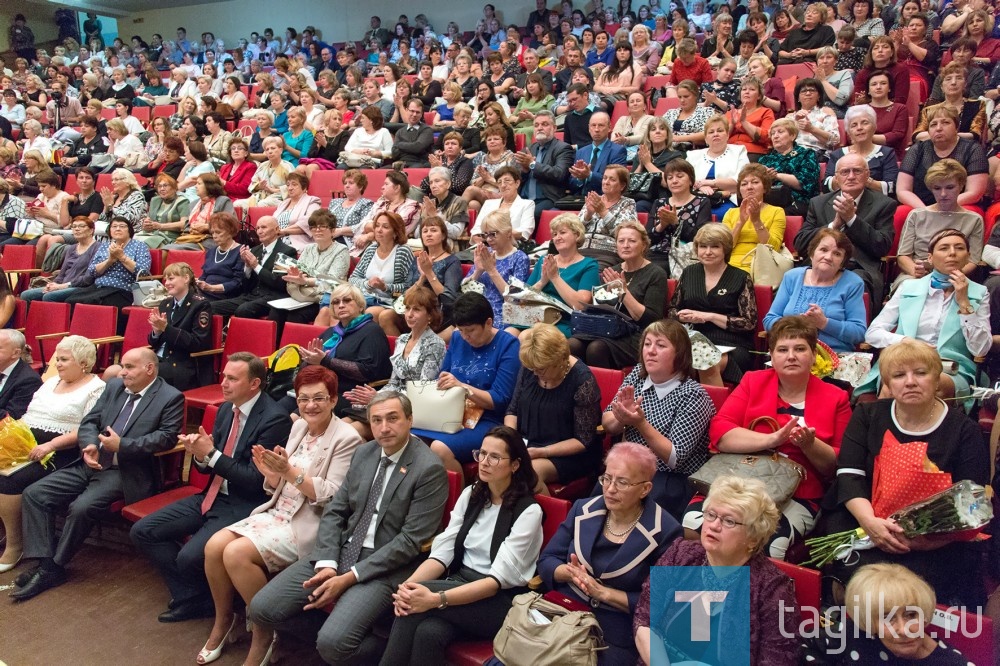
left=149, top=291, right=214, bottom=391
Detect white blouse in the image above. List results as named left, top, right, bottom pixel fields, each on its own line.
left=366, top=245, right=399, bottom=283
left=428, top=486, right=543, bottom=589
left=23, top=375, right=106, bottom=434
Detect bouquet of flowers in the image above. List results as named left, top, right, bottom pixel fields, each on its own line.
left=0, top=416, right=47, bottom=473
left=803, top=480, right=992, bottom=567
left=810, top=340, right=839, bottom=379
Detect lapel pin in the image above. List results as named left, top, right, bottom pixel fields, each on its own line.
left=399, top=467, right=407, bottom=475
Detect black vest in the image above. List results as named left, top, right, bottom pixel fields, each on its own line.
left=447, top=491, right=536, bottom=577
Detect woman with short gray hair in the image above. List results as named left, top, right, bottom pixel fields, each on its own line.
left=0, top=334, right=105, bottom=572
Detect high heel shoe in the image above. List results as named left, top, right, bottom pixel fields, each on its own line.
left=0, top=553, right=22, bottom=573
left=196, top=615, right=238, bottom=665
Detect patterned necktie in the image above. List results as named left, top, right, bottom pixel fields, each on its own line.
left=338, top=456, right=393, bottom=574
left=201, top=405, right=241, bottom=515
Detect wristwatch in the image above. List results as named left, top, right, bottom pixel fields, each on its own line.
left=438, top=591, right=449, bottom=609
left=293, top=472, right=305, bottom=486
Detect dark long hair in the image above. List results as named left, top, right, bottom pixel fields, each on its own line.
left=601, top=40, right=637, bottom=85
left=469, top=425, right=538, bottom=510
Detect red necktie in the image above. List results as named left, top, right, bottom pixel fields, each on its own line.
left=201, top=406, right=240, bottom=514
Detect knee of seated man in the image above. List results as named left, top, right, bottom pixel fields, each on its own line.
left=316, top=622, right=363, bottom=665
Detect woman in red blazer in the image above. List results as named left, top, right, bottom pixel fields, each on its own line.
left=683, top=315, right=852, bottom=560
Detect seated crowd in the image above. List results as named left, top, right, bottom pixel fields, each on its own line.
left=3, top=2, right=1000, bottom=664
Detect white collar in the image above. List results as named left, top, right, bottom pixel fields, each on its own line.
left=641, top=374, right=682, bottom=399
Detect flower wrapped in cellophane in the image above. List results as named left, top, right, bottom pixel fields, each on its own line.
left=803, top=480, right=992, bottom=567
left=0, top=416, right=46, bottom=473
left=810, top=340, right=838, bottom=379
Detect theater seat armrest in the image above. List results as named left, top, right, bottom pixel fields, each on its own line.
left=155, top=443, right=186, bottom=458
left=34, top=331, right=70, bottom=341
left=89, top=335, right=125, bottom=345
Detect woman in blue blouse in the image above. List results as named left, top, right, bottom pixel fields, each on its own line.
left=465, top=210, right=530, bottom=331
left=507, top=214, right=600, bottom=339
left=758, top=118, right=820, bottom=218
left=412, top=292, right=521, bottom=477
left=195, top=212, right=245, bottom=301
left=65, top=216, right=152, bottom=309
left=763, top=228, right=867, bottom=352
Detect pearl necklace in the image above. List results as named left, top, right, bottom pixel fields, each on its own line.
left=215, top=245, right=233, bottom=262
left=604, top=512, right=641, bottom=538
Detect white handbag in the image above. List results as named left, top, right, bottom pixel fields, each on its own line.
left=740, top=243, right=794, bottom=288
left=11, top=219, right=45, bottom=240
left=406, top=380, right=466, bottom=434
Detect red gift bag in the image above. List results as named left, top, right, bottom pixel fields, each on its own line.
left=871, top=432, right=954, bottom=518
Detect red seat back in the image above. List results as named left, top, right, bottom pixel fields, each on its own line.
left=23, top=301, right=70, bottom=367
left=591, top=366, right=625, bottom=411
left=667, top=278, right=676, bottom=304
left=164, top=249, right=206, bottom=272
left=754, top=285, right=773, bottom=341
left=122, top=306, right=154, bottom=354
left=770, top=558, right=821, bottom=611
left=308, top=170, right=345, bottom=205
left=278, top=322, right=327, bottom=348
left=1, top=244, right=36, bottom=271
left=784, top=216, right=803, bottom=255
left=536, top=209, right=563, bottom=244
left=151, top=104, right=177, bottom=119
left=536, top=494, right=572, bottom=549
left=701, top=384, right=731, bottom=412
left=148, top=249, right=164, bottom=277
left=445, top=470, right=462, bottom=517
left=222, top=317, right=277, bottom=367
left=248, top=206, right=277, bottom=228
left=928, top=605, right=993, bottom=666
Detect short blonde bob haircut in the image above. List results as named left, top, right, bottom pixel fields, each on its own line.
left=845, top=563, right=937, bottom=635
left=703, top=475, right=780, bottom=554
left=693, top=223, right=735, bottom=262
left=549, top=213, right=586, bottom=247
left=770, top=116, right=799, bottom=141
left=327, top=283, right=366, bottom=310
left=924, top=157, right=967, bottom=190
left=54, top=334, right=97, bottom=373
left=480, top=209, right=513, bottom=234
left=747, top=53, right=774, bottom=76
left=878, top=338, right=943, bottom=385
left=702, top=113, right=730, bottom=134
left=519, top=322, right=570, bottom=372
left=615, top=220, right=651, bottom=255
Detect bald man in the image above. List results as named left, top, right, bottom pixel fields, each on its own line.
left=14, top=347, right=185, bottom=601
left=796, top=152, right=897, bottom=299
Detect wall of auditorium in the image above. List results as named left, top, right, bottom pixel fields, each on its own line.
left=0, top=5, right=61, bottom=52
left=127, top=1, right=535, bottom=48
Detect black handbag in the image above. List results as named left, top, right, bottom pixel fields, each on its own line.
left=571, top=305, right=639, bottom=339
left=627, top=172, right=655, bottom=197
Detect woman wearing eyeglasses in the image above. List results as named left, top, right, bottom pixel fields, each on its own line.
left=538, top=441, right=680, bottom=666
left=635, top=475, right=799, bottom=666
left=198, top=366, right=364, bottom=666
left=380, top=425, right=542, bottom=666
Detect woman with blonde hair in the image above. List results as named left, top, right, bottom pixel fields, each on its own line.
left=506, top=322, right=602, bottom=492
left=237, top=136, right=293, bottom=208
left=508, top=214, right=600, bottom=338
left=636, top=476, right=799, bottom=665
left=97, top=168, right=147, bottom=233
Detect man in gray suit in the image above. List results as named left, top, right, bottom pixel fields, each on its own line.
left=248, top=391, right=448, bottom=665
left=515, top=111, right=575, bottom=222
left=795, top=153, right=897, bottom=300
left=12, top=348, right=185, bottom=601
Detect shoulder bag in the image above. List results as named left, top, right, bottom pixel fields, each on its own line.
left=688, top=416, right=806, bottom=507
left=493, top=591, right=606, bottom=666
left=740, top=243, right=794, bottom=288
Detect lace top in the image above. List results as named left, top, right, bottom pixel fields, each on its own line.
left=578, top=197, right=638, bottom=254
left=648, top=194, right=712, bottom=254
left=507, top=360, right=602, bottom=449
left=23, top=375, right=106, bottom=434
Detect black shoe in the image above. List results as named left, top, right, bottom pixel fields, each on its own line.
left=13, top=566, right=39, bottom=588
left=10, top=567, right=67, bottom=601
left=158, top=599, right=214, bottom=623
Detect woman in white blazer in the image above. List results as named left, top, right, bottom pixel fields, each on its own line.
left=198, top=365, right=364, bottom=666
left=685, top=114, right=750, bottom=221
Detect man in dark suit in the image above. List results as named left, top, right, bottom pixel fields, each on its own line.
left=0, top=330, right=43, bottom=421
left=130, top=352, right=291, bottom=622
left=796, top=153, right=897, bottom=300
left=248, top=392, right=448, bottom=665
left=363, top=16, right=391, bottom=48
left=210, top=215, right=297, bottom=319
left=569, top=112, right=629, bottom=195
left=553, top=46, right=593, bottom=95
left=391, top=98, right=435, bottom=168
left=13, top=348, right=184, bottom=601
left=515, top=111, right=575, bottom=222
left=509, top=49, right=555, bottom=104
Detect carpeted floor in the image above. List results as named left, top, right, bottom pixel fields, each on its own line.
left=0, top=541, right=326, bottom=666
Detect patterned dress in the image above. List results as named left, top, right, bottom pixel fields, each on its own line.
left=229, top=433, right=322, bottom=572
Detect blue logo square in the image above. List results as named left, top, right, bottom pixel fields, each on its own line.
left=648, top=565, right=751, bottom=666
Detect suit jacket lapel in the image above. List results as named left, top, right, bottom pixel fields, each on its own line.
left=602, top=500, right=664, bottom=580
left=122, top=378, right=159, bottom=435
left=0, top=361, right=21, bottom=399
left=234, top=397, right=266, bottom=457
left=372, top=436, right=419, bottom=531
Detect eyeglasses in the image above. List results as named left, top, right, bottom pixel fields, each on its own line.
left=836, top=168, right=866, bottom=176
left=69, top=224, right=90, bottom=230
left=472, top=449, right=510, bottom=466
left=329, top=298, right=354, bottom=305
left=483, top=231, right=500, bottom=240
left=296, top=394, right=331, bottom=405
left=597, top=474, right=647, bottom=491
left=703, top=509, right=745, bottom=530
